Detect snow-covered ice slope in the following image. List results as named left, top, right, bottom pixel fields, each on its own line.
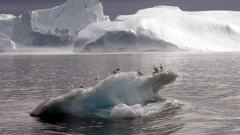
left=30, top=0, right=109, bottom=37
left=74, top=6, right=240, bottom=52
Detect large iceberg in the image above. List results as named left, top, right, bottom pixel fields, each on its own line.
left=30, top=0, right=109, bottom=38
left=74, top=6, right=240, bottom=52
left=12, top=0, right=109, bottom=47
left=0, top=0, right=109, bottom=49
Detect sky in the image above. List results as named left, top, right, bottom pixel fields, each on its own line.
left=0, top=0, right=240, bottom=20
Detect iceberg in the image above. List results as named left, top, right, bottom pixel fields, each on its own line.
left=0, top=0, right=109, bottom=49
left=0, top=33, right=16, bottom=52
left=74, top=6, right=240, bottom=52
left=30, top=0, right=109, bottom=38
left=31, top=71, right=178, bottom=119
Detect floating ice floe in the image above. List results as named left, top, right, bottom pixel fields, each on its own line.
left=31, top=71, right=180, bottom=119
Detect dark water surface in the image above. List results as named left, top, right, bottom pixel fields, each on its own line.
left=0, top=52, right=240, bottom=135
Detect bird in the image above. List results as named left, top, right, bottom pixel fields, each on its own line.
left=115, top=68, right=121, bottom=72
left=137, top=69, right=143, bottom=76
left=152, top=65, right=159, bottom=75
left=159, top=64, right=163, bottom=73
left=112, top=70, right=117, bottom=74
left=95, top=72, right=100, bottom=81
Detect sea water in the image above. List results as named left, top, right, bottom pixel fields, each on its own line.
left=0, top=52, right=240, bottom=135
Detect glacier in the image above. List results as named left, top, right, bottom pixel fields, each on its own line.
left=31, top=71, right=179, bottom=119
left=74, top=6, right=240, bottom=52
left=0, top=0, right=109, bottom=50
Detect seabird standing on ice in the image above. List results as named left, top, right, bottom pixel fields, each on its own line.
left=112, top=70, right=117, bottom=74
left=95, top=72, right=100, bottom=81
left=153, top=65, right=159, bottom=75
left=112, top=68, right=121, bottom=74
left=116, top=68, right=121, bottom=72
left=159, top=64, right=163, bottom=73
left=137, top=69, right=143, bottom=76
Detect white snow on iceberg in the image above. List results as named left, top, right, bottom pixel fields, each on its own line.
left=74, top=6, right=240, bottom=52
left=31, top=71, right=179, bottom=118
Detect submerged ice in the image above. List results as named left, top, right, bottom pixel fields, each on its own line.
left=31, top=71, right=178, bottom=118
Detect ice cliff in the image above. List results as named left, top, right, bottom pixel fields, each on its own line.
left=74, top=6, right=240, bottom=52
left=30, top=0, right=109, bottom=38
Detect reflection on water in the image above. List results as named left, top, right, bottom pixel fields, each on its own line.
left=0, top=52, right=240, bottom=135
left=36, top=107, right=183, bottom=135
